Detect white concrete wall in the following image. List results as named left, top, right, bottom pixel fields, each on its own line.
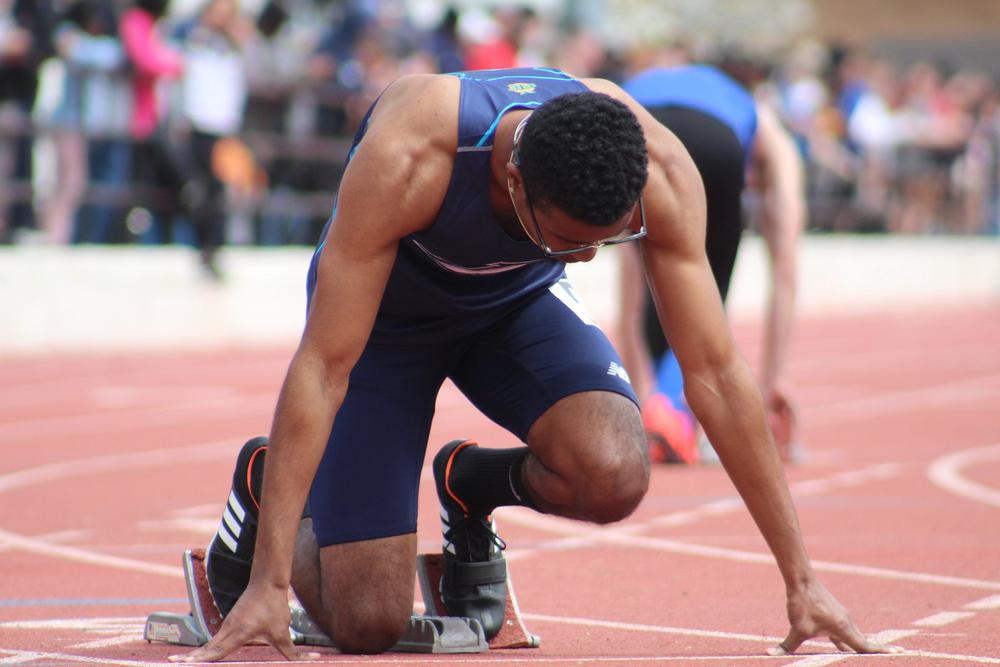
left=1, top=235, right=997, bottom=357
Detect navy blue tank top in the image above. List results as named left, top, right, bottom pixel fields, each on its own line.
left=623, top=65, right=757, bottom=151
left=310, top=68, right=589, bottom=342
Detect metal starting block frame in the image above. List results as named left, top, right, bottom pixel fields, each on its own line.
left=144, top=548, right=538, bottom=653
left=415, top=552, right=540, bottom=649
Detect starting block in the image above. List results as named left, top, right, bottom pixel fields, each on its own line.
left=415, top=552, right=540, bottom=649
left=145, top=548, right=538, bottom=653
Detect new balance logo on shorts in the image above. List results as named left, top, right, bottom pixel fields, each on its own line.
left=607, top=362, right=631, bottom=383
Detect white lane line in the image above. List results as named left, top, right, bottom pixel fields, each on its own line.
left=522, top=617, right=998, bottom=665
left=4, top=616, right=996, bottom=665
left=0, top=617, right=145, bottom=630
left=67, top=635, right=141, bottom=649
left=804, top=372, right=1000, bottom=426
left=0, top=652, right=44, bottom=665
left=501, top=508, right=1000, bottom=592
left=0, top=529, right=91, bottom=553
left=912, top=611, right=976, bottom=627
left=0, top=392, right=274, bottom=440
left=790, top=343, right=999, bottom=376
left=0, top=651, right=159, bottom=666
left=0, top=439, right=236, bottom=495
left=784, top=630, right=917, bottom=667
left=0, top=650, right=814, bottom=665
left=501, top=464, right=901, bottom=564
left=783, top=656, right=848, bottom=667
left=522, top=611, right=781, bottom=644
left=927, top=443, right=1000, bottom=508
left=901, top=652, right=1000, bottom=665
left=0, top=526, right=182, bottom=578
left=504, top=463, right=900, bottom=550
left=649, top=463, right=901, bottom=529
left=0, top=441, right=225, bottom=573
left=965, top=594, right=1000, bottom=610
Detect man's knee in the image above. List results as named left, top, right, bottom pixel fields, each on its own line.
left=328, top=604, right=410, bottom=654
left=579, top=434, right=650, bottom=523
left=312, top=533, right=417, bottom=654
left=529, top=392, right=650, bottom=523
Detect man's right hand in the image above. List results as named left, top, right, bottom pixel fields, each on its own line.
left=168, top=581, right=320, bottom=663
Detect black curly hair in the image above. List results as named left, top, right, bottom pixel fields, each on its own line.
left=515, top=92, right=648, bottom=227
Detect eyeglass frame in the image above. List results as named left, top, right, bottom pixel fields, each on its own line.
left=515, top=185, right=647, bottom=258
left=509, top=117, right=647, bottom=258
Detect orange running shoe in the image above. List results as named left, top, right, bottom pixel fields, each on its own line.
left=642, top=393, right=698, bottom=464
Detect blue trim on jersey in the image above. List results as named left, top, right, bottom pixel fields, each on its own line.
left=475, top=101, right=544, bottom=147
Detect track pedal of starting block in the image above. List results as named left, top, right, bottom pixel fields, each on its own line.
left=144, top=548, right=223, bottom=647
left=416, top=552, right=540, bottom=649
left=144, top=611, right=208, bottom=647
left=392, top=615, right=487, bottom=653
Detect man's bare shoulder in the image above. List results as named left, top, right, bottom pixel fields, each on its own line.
left=579, top=76, right=623, bottom=97
left=366, top=73, right=460, bottom=153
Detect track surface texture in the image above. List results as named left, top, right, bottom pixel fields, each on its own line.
left=1, top=304, right=998, bottom=665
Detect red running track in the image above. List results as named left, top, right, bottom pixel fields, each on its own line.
left=0, top=304, right=998, bottom=665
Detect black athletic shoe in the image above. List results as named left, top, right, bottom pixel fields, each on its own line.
left=205, top=436, right=268, bottom=617
left=433, top=439, right=508, bottom=640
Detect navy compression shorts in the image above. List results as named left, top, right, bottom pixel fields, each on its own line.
left=308, top=276, right=639, bottom=546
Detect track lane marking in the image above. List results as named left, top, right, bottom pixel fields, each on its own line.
left=500, top=508, right=1000, bottom=591
left=912, top=611, right=976, bottom=627
left=0, top=440, right=237, bottom=495
left=0, top=393, right=275, bottom=441
left=804, top=373, right=1000, bottom=426
left=0, top=527, right=182, bottom=578
left=784, top=630, right=917, bottom=666
left=965, top=594, right=1000, bottom=610
left=0, top=652, right=44, bottom=665
left=927, top=443, right=1000, bottom=508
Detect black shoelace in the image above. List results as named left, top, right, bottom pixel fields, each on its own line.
left=444, top=515, right=507, bottom=562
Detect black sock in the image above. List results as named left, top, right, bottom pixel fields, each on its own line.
left=448, top=446, right=541, bottom=516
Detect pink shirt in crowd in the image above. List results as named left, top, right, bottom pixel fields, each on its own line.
left=120, top=8, right=183, bottom=140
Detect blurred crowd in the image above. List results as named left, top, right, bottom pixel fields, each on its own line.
left=2, top=0, right=999, bottom=264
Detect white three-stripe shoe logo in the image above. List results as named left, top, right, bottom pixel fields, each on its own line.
left=440, top=507, right=456, bottom=555
left=216, top=490, right=247, bottom=553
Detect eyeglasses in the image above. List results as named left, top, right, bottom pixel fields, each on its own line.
left=509, top=115, right=647, bottom=258
left=509, top=181, right=647, bottom=258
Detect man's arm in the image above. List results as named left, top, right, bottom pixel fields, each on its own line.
left=750, top=102, right=805, bottom=414
left=588, top=77, right=892, bottom=655
left=171, top=74, right=459, bottom=663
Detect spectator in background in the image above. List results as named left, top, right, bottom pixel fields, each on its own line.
left=175, top=0, right=252, bottom=279
left=552, top=26, right=611, bottom=79
left=75, top=0, right=132, bottom=245
left=892, top=61, right=973, bottom=234
left=954, top=74, right=1000, bottom=235
left=0, top=0, right=55, bottom=243
left=462, top=5, right=536, bottom=71
left=425, top=6, right=464, bottom=74
left=37, top=0, right=125, bottom=244
left=119, top=0, right=185, bottom=244
left=846, top=58, right=902, bottom=231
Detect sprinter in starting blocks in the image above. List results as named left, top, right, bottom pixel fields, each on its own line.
left=144, top=548, right=538, bottom=653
